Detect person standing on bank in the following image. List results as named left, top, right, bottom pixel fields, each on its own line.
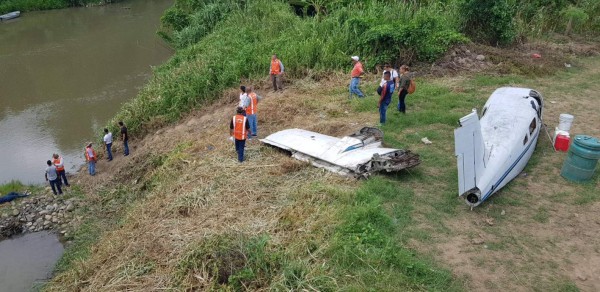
left=397, top=65, right=411, bottom=113
left=230, top=107, right=250, bottom=162
left=349, top=56, right=365, bottom=98
left=270, top=54, right=284, bottom=91
left=103, top=128, right=113, bottom=161
left=119, top=121, right=129, bottom=156
left=52, top=153, right=69, bottom=187
left=45, top=160, right=63, bottom=195
left=245, top=86, right=259, bottom=138
left=85, top=142, right=97, bottom=176
left=378, top=71, right=395, bottom=125
left=239, top=85, right=249, bottom=112
left=380, top=64, right=399, bottom=88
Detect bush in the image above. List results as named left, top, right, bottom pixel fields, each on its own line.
left=461, top=0, right=518, bottom=45
left=111, top=0, right=465, bottom=133
left=562, top=5, right=589, bottom=35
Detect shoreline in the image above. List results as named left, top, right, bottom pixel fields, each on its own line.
left=0, top=0, right=121, bottom=15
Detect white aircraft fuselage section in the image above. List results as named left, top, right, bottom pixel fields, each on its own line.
left=455, top=87, right=543, bottom=207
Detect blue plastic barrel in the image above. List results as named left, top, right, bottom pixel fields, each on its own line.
left=561, top=135, right=600, bottom=182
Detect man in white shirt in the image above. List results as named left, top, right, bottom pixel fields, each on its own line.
left=380, top=64, right=399, bottom=88
left=45, top=160, right=63, bottom=195
left=239, top=85, right=250, bottom=111
left=103, top=128, right=113, bottom=161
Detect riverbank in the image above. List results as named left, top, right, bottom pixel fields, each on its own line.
left=0, top=189, right=81, bottom=240
left=11, top=0, right=598, bottom=290
left=0, top=0, right=119, bottom=14
left=43, top=50, right=600, bottom=290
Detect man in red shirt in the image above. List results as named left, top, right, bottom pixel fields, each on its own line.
left=349, top=56, right=365, bottom=98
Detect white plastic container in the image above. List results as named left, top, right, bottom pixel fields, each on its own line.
left=558, top=113, right=574, bottom=132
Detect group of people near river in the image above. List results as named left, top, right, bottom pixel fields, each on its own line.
left=229, top=54, right=414, bottom=163
left=44, top=53, right=412, bottom=190
left=44, top=122, right=130, bottom=195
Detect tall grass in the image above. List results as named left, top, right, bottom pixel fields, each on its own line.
left=110, top=0, right=464, bottom=133
left=0, top=180, right=29, bottom=194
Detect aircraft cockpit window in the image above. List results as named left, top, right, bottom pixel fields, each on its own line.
left=523, top=134, right=529, bottom=145
left=529, top=118, right=537, bottom=135
left=482, top=107, right=488, bottom=117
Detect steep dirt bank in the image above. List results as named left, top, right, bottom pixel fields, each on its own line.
left=47, top=48, right=600, bottom=290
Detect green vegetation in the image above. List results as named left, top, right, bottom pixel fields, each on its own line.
left=110, top=0, right=465, bottom=133
left=0, top=0, right=111, bottom=14
left=43, top=0, right=600, bottom=290
left=0, top=180, right=30, bottom=194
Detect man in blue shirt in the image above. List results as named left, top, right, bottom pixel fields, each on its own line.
left=378, top=71, right=395, bottom=125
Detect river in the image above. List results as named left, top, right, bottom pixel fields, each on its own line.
left=0, top=0, right=173, bottom=184
left=0, top=231, right=64, bottom=292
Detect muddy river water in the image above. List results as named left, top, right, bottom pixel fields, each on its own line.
left=0, top=0, right=173, bottom=184
left=0, top=231, right=64, bottom=291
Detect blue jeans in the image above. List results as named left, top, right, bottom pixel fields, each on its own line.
left=397, top=89, right=408, bottom=113
left=49, top=179, right=62, bottom=195
left=235, top=139, right=246, bottom=162
left=349, top=77, right=364, bottom=98
left=88, top=161, right=96, bottom=175
left=57, top=169, right=69, bottom=186
left=106, top=143, right=113, bottom=160
left=247, top=114, right=258, bottom=136
left=123, top=140, right=129, bottom=156
left=379, top=99, right=391, bottom=124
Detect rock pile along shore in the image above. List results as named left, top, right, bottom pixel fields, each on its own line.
left=0, top=191, right=81, bottom=239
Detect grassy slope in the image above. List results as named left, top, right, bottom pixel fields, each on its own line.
left=46, top=56, right=600, bottom=291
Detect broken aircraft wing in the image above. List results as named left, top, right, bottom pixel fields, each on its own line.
left=260, top=127, right=419, bottom=177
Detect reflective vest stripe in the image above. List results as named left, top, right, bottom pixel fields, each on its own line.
left=54, top=157, right=64, bottom=171
left=271, top=59, right=281, bottom=75
left=233, top=115, right=247, bottom=140
left=85, top=148, right=95, bottom=161
left=246, top=93, right=257, bottom=115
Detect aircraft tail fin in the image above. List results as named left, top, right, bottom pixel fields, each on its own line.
left=454, top=109, right=486, bottom=200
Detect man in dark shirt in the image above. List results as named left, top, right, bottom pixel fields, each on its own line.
left=378, top=71, right=395, bottom=125
left=119, top=121, right=129, bottom=156
left=397, top=65, right=411, bottom=113
left=229, top=107, right=251, bottom=162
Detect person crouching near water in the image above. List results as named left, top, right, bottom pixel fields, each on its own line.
left=52, top=153, right=69, bottom=187
left=230, top=107, right=250, bottom=162
left=84, top=142, right=97, bottom=176
left=378, top=71, right=395, bottom=125
left=45, top=160, right=63, bottom=195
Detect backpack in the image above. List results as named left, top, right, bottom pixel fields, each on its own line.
left=408, top=79, right=416, bottom=94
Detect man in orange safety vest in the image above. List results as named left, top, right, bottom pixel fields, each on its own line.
left=270, top=54, right=284, bottom=91
left=52, top=153, right=69, bottom=186
left=245, top=86, right=260, bottom=138
left=229, top=107, right=251, bottom=162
